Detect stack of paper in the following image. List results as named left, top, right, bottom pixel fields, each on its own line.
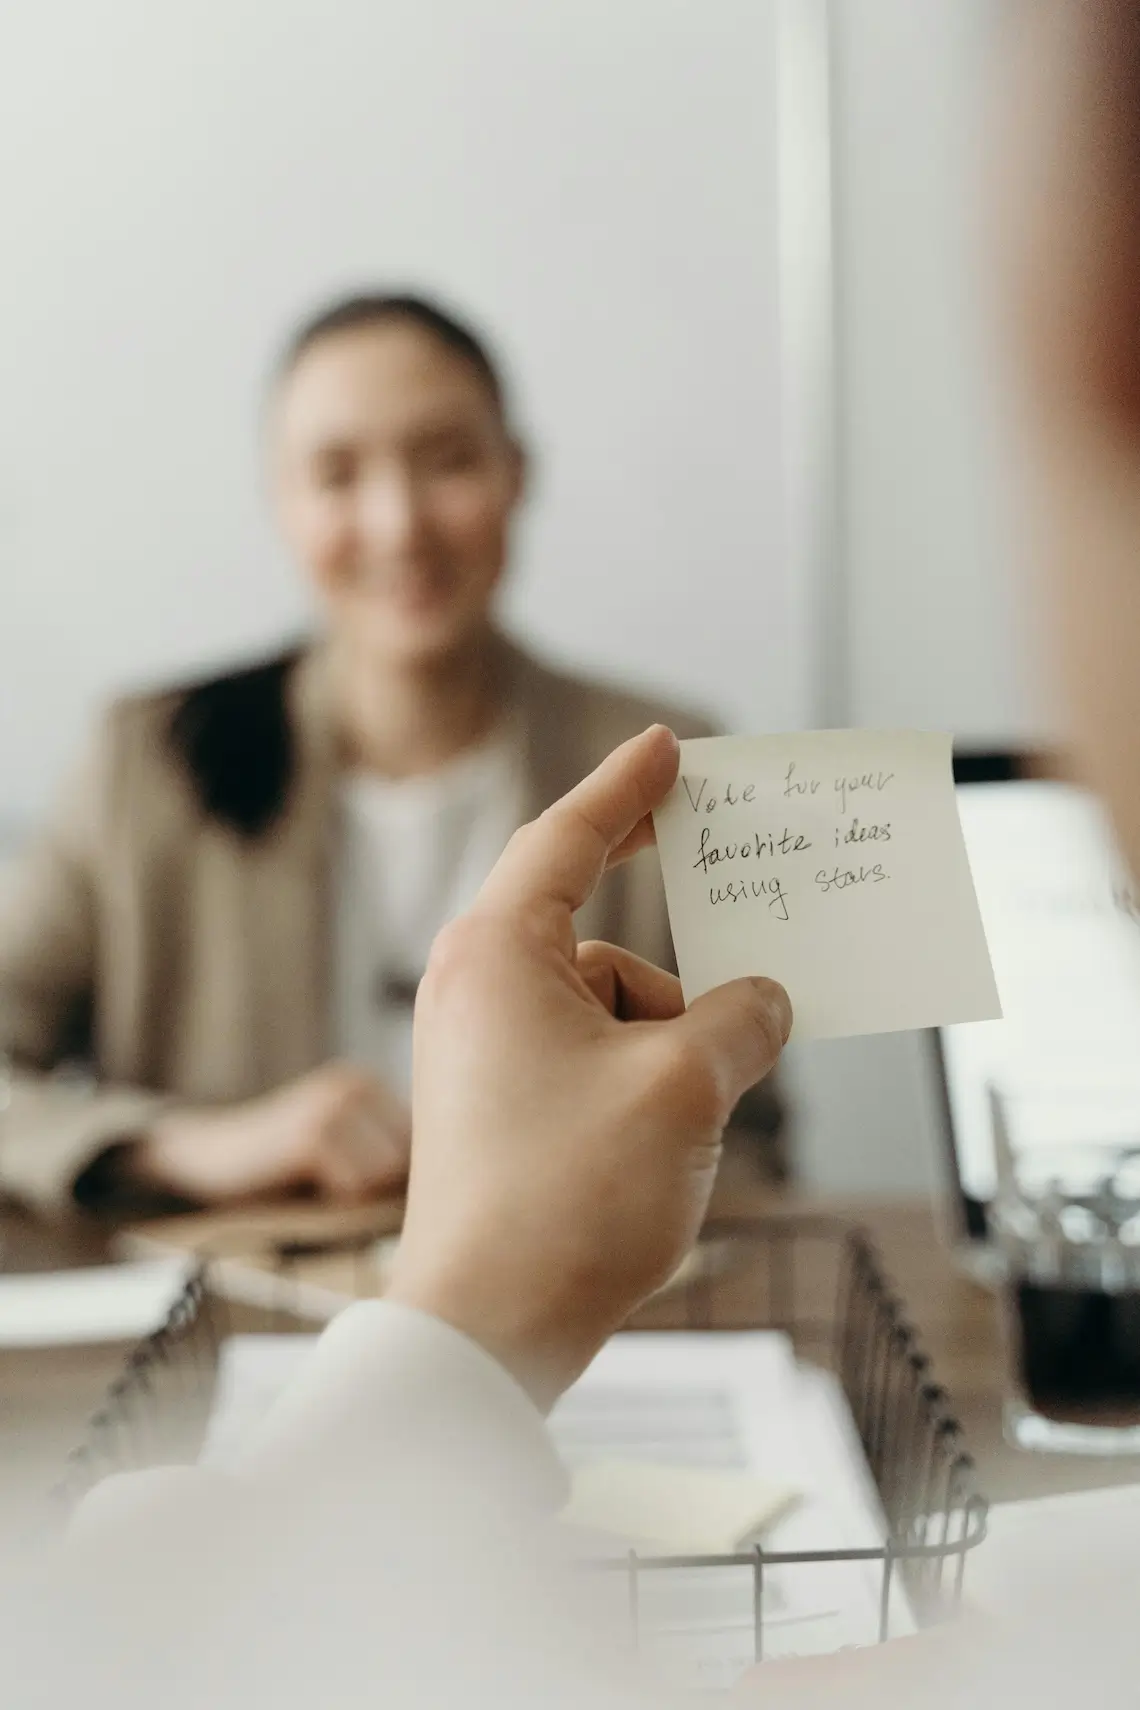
left=547, top=1333, right=912, bottom=1678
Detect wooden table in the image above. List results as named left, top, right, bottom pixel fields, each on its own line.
left=3, top=1148, right=1140, bottom=1526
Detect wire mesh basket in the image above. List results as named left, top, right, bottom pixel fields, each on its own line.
left=50, top=1215, right=987, bottom=1666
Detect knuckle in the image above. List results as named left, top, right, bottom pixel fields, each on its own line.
left=320, top=1062, right=359, bottom=1098
left=421, top=919, right=468, bottom=993
left=654, top=1038, right=725, bottom=1128
left=422, top=913, right=496, bottom=997
left=503, top=821, right=535, bottom=858
left=314, top=1113, right=341, bottom=1147
left=327, top=1079, right=365, bottom=1118
left=561, top=802, right=609, bottom=870
left=575, top=938, right=607, bottom=968
left=575, top=940, right=625, bottom=1013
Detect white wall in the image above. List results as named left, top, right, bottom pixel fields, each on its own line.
left=789, top=0, right=1046, bottom=1197
left=838, top=0, right=1043, bottom=743
left=0, top=0, right=807, bottom=826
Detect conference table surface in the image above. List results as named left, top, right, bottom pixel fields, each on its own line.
left=2, top=1145, right=1139, bottom=1534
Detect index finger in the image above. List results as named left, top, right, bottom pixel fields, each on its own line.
left=476, top=725, right=680, bottom=923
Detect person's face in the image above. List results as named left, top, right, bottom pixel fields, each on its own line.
left=273, top=321, right=524, bottom=668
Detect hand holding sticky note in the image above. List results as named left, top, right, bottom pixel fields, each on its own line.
left=653, top=731, right=1000, bottom=1039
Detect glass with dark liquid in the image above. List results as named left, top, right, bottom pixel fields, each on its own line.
left=991, top=1094, right=1140, bottom=1453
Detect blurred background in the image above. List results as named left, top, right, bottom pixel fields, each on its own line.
left=0, top=0, right=1041, bottom=1196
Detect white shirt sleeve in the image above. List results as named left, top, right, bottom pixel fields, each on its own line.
left=238, top=1299, right=568, bottom=1501
left=70, top=1300, right=566, bottom=1546
left=40, top=1306, right=634, bottom=1710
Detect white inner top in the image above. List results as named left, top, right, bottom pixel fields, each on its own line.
left=333, top=729, right=527, bottom=1097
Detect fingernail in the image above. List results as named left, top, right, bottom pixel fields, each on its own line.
left=647, top=723, right=680, bottom=755
left=751, top=977, right=793, bottom=1043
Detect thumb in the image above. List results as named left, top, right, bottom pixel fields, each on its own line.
left=670, top=977, right=792, bottom=1111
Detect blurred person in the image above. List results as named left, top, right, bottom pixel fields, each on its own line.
left=0, top=292, right=782, bottom=1217
left=14, top=4, right=1140, bottom=1705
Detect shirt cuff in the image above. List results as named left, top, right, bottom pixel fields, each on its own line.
left=240, top=1298, right=569, bottom=1512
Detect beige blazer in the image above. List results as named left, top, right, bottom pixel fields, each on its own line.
left=0, top=643, right=781, bottom=1213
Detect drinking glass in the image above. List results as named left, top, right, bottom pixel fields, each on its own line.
left=990, top=1086, right=1140, bottom=1453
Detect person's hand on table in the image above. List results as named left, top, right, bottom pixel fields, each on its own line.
left=388, top=724, right=791, bottom=1408
left=134, top=1063, right=411, bottom=1205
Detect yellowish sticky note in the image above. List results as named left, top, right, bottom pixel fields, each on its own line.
left=653, top=730, right=1000, bottom=1040
left=561, top=1462, right=800, bottom=1555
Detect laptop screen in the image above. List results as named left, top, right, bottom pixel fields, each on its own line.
left=936, top=757, right=1140, bottom=1242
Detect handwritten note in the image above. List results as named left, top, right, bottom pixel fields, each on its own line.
left=653, top=731, right=1000, bottom=1040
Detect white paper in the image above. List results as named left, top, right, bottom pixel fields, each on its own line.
left=561, top=1462, right=799, bottom=1555
left=0, top=1258, right=191, bottom=1348
left=653, top=730, right=1000, bottom=1039
left=965, top=1486, right=1140, bottom=1619
left=549, top=1332, right=799, bottom=1473
left=550, top=1333, right=912, bottom=1672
